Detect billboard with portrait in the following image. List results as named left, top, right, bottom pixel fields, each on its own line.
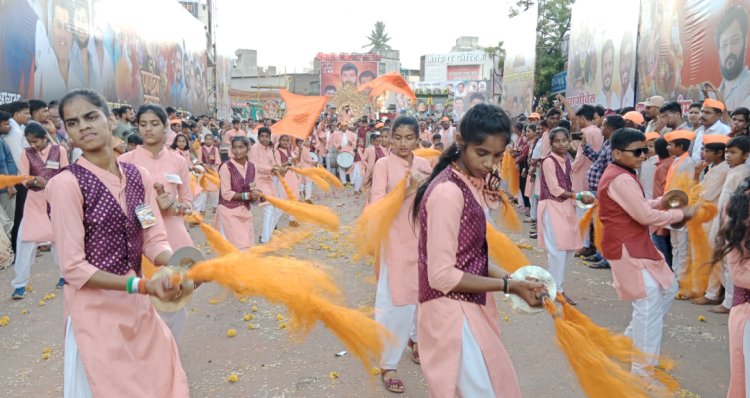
left=317, top=53, right=380, bottom=97
left=565, top=0, right=639, bottom=111
left=0, top=0, right=210, bottom=113
left=637, top=0, right=750, bottom=112
left=501, top=3, right=538, bottom=117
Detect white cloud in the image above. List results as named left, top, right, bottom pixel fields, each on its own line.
left=215, top=0, right=510, bottom=71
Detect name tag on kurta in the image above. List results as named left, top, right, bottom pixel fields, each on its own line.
left=135, top=204, right=157, bottom=229
left=165, top=174, right=182, bottom=184
left=46, top=160, right=60, bottom=169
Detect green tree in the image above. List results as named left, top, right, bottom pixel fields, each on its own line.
left=484, top=41, right=506, bottom=70
left=363, top=21, right=392, bottom=53
left=508, top=0, right=574, bottom=101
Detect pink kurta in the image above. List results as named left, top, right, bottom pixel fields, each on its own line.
left=273, top=147, right=299, bottom=200
left=172, top=148, right=192, bottom=166
left=46, top=157, right=188, bottom=397
left=222, top=128, right=245, bottom=148
left=165, top=130, right=178, bottom=148
left=571, top=125, right=603, bottom=191
left=370, top=154, right=432, bottom=305
left=419, top=168, right=521, bottom=397
left=439, top=127, right=455, bottom=146
left=728, top=249, right=750, bottom=398
left=249, top=143, right=276, bottom=200
left=200, top=145, right=221, bottom=192
left=347, top=147, right=366, bottom=176
left=21, top=144, right=69, bottom=242
left=215, top=159, right=254, bottom=250
left=605, top=173, right=683, bottom=300
left=118, top=146, right=194, bottom=250
left=537, top=153, right=581, bottom=250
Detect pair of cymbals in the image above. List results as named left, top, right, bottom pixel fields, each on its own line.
left=150, top=247, right=205, bottom=312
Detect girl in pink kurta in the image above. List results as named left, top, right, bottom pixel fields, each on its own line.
left=296, top=138, right=316, bottom=202
left=348, top=137, right=367, bottom=195
left=411, top=104, right=544, bottom=398
left=538, top=127, right=590, bottom=305
left=170, top=133, right=194, bottom=166
left=119, top=105, right=194, bottom=340
left=215, top=136, right=261, bottom=250
left=370, top=117, right=433, bottom=393
left=197, top=134, right=221, bottom=213
left=10, top=122, right=69, bottom=299
left=48, top=90, right=188, bottom=397
left=274, top=135, right=300, bottom=228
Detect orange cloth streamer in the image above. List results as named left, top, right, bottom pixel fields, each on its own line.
left=352, top=174, right=408, bottom=264
left=500, top=150, right=520, bottom=196
left=496, top=190, right=522, bottom=232
left=205, top=167, right=219, bottom=179
left=185, top=213, right=238, bottom=257
left=543, top=299, right=673, bottom=398
left=412, top=148, right=441, bottom=158
left=276, top=173, right=297, bottom=201
left=357, top=71, right=416, bottom=101
left=183, top=251, right=388, bottom=369
left=315, top=166, right=344, bottom=189
left=291, top=167, right=331, bottom=191
left=251, top=228, right=313, bottom=256
left=0, top=175, right=30, bottom=189
left=578, top=202, right=602, bottom=249
left=202, top=172, right=220, bottom=187
left=578, top=204, right=595, bottom=238
left=141, top=255, right=157, bottom=279
left=190, top=174, right=200, bottom=195
left=192, top=139, right=201, bottom=155
left=557, top=294, right=679, bottom=392
left=263, top=195, right=340, bottom=231
left=486, top=222, right=529, bottom=273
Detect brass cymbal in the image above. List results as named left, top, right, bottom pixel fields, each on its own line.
left=661, top=189, right=689, bottom=209
left=150, top=247, right=204, bottom=313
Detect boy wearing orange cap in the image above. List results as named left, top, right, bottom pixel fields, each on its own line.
left=664, top=130, right=697, bottom=287
left=691, top=99, right=730, bottom=162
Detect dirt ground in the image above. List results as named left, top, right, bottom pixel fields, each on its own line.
left=0, top=186, right=726, bottom=397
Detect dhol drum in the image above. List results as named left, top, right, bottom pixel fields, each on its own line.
left=336, top=152, right=355, bottom=170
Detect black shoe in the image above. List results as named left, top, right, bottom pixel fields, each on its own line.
left=588, top=260, right=611, bottom=269
left=529, top=232, right=538, bottom=239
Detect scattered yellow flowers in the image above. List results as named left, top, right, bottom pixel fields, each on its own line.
left=38, top=300, right=46, bottom=307
left=251, top=305, right=258, bottom=312
left=21, top=309, right=28, bottom=315
left=276, top=314, right=285, bottom=321
left=370, top=367, right=380, bottom=375
left=243, top=313, right=254, bottom=321
left=0, top=315, right=9, bottom=326
left=238, top=297, right=248, bottom=303
left=329, top=371, right=339, bottom=380
left=41, top=347, right=52, bottom=360
left=43, top=293, right=56, bottom=300
left=227, top=373, right=238, bottom=383
left=226, top=328, right=236, bottom=337
left=278, top=323, right=287, bottom=329
left=698, top=315, right=706, bottom=322
left=209, top=299, right=219, bottom=305
left=246, top=323, right=256, bottom=330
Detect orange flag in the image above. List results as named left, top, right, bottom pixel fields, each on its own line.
left=358, top=71, right=416, bottom=101
left=270, top=89, right=328, bottom=140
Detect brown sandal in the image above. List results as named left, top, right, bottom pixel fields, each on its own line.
left=561, top=292, right=577, bottom=306
left=381, top=369, right=405, bottom=393
left=407, top=339, right=420, bottom=364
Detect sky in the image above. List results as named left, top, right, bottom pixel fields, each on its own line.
left=215, top=0, right=511, bottom=71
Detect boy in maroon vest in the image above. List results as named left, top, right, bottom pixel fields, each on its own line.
left=597, top=128, right=697, bottom=378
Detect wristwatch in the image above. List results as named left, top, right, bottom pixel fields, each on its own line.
left=502, top=275, right=512, bottom=297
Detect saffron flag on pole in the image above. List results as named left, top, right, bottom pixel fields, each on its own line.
left=270, top=89, right=328, bottom=140
left=357, top=71, right=416, bottom=102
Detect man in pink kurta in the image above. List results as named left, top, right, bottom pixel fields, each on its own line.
left=249, top=128, right=281, bottom=243
left=118, top=146, right=194, bottom=251
left=222, top=121, right=246, bottom=160
left=46, top=156, right=189, bottom=397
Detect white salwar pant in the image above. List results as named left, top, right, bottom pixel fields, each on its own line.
left=192, top=192, right=207, bottom=212
left=351, top=164, right=362, bottom=192
left=337, top=167, right=348, bottom=184
left=457, top=318, right=494, bottom=397
left=64, top=316, right=94, bottom=398
left=704, top=260, right=734, bottom=307
left=624, top=269, right=677, bottom=377
left=529, top=196, right=539, bottom=221
left=575, top=206, right=591, bottom=248
left=157, top=308, right=188, bottom=342
left=543, top=211, right=573, bottom=292
left=301, top=180, right=313, bottom=200
left=669, top=228, right=688, bottom=281
left=260, top=204, right=282, bottom=244
left=374, top=259, right=417, bottom=370
left=12, top=222, right=60, bottom=289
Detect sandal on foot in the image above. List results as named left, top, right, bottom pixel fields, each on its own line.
left=707, top=305, right=730, bottom=314
left=407, top=339, right=420, bottom=364
left=381, top=369, right=405, bottom=394
left=561, top=292, right=577, bottom=306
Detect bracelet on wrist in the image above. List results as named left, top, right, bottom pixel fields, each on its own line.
left=502, top=275, right=511, bottom=295
left=138, top=278, right=148, bottom=295
left=126, top=276, right=135, bottom=294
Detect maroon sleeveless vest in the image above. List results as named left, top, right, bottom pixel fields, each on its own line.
left=202, top=146, right=217, bottom=164
left=66, top=162, right=145, bottom=276
left=418, top=167, right=488, bottom=305
left=539, top=154, right=571, bottom=202
left=26, top=145, right=62, bottom=192
left=598, top=163, right=662, bottom=260
left=218, top=161, right=256, bottom=209
left=734, top=286, right=750, bottom=307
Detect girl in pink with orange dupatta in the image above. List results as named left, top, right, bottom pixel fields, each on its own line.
left=713, top=177, right=750, bottom=398
left=47, top=90, right=188, bottom=397
left=411, top=104, right=544, bottom=398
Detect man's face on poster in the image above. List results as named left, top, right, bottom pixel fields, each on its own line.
left=436, top=102, right=445, bottom=113
left=341, top=68, right=357, bottom=86
left=457, top=83, right=465, bottom=94
left=602, top=47, right=614, bottom=91
left=454, top=98, right=464, bottom=114
left=73, top=4, right=90, bottom=46
left=52, top=5, right=73, bottom=65
left=719, top=20, right=746, bottom=80
left=620, top=42, right=633, bottom=88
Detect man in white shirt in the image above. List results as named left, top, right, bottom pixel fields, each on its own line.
left=0, top=101, right=30, bottom=254
left=692, top=99, right=732, bottom=162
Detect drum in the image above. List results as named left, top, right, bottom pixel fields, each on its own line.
left=310, top=153, right=319, bottom=163
left=336, top=152, right=354, bottom=169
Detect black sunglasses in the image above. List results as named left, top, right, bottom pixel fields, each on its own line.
left=620, top=147, right=649, bottom=157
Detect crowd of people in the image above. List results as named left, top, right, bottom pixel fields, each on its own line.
left=4, top=83, right=750, bottom=397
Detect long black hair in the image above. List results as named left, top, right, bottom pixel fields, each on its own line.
left=411, top=103, right=511, bottom=221
left=713, top=177, right=750, bottom=264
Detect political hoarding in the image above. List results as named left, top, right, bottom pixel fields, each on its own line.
left=502, top=3, right=538, bottom=117
left=0, top=0, right=214, bottom=114
left=637, top=0, right=750, bottom=112
left=317, top=53, right=380, bottom=97
left=565, top=0, right=639, bottom=111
